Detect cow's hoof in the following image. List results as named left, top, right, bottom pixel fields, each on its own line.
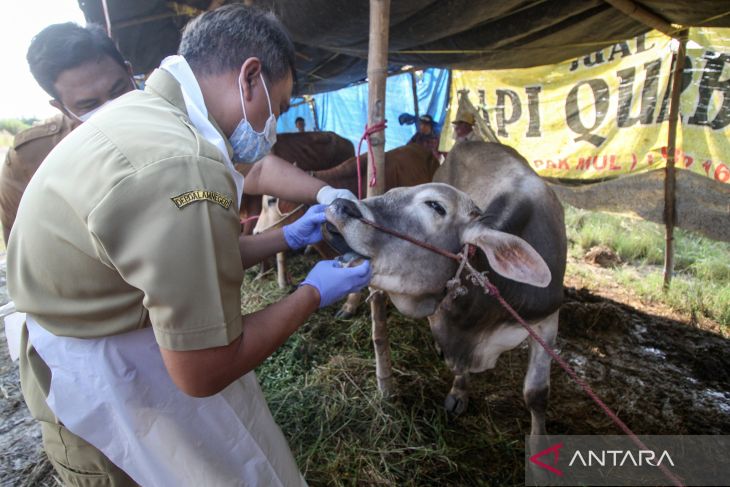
left=335, top=307, right=354, bottom=320
left=444, top=392, right=468, bottom=415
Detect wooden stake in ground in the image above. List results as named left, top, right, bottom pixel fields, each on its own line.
left=366, top=0, right=393, bottom=397
left=603, top=0, right=686, bottom=290
left=663, top=30, right=688, bottom=289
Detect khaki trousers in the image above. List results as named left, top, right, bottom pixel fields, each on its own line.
left=41, top=421, right=137, bottom=487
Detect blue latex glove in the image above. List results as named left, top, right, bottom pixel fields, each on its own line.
left=283, top=204, right=327, bottom=250
left=301, top=260, right=372, bottom=308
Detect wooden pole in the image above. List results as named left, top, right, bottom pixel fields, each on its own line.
left=603, top=0, right=680, bottom=38
left=367, top=0, right=393, bottom=397
left=410, top=71, right=420, bottom=122
left=367, top=0, right=389, bottom=197
left=276, top=252, right=288, bottom=289
left=309, top=98, right=321, bottom=131
left=604, top=0, right=685, bottom=289
left=100, top=0, right=114, bottom=39
left=663, top=30, right=688, bottom=290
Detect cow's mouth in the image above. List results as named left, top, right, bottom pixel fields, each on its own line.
left=322, top=222, right=368, bottom=259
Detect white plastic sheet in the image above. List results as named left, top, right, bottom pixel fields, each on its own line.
left=27, top=317, right=305, bottom=487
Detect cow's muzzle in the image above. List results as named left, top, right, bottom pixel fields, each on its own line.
left=322, top=198, right=369, bottom=258
left=332, top=198, right=364, bottom=219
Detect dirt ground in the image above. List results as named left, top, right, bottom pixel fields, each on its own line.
left=0, top=254, right=728, bottom=486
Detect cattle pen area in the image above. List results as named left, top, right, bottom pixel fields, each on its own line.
left=2, top=0, right=730, bottom=486
left=2, top=224, right=729, bottom=486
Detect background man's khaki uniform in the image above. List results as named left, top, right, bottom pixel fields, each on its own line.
left=8, top=69, right=244, bottom=486
left=0, top=114, right=74, bottom=244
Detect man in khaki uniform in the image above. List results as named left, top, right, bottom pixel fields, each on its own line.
left=0, top=115, right=73, bottom=243
left=8, top=5, right=368, bottom=486
left=0, top=22, right=135, bottom=244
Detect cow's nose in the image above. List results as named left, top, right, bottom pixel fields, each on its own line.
left=336, top=198, right=364, bottom=219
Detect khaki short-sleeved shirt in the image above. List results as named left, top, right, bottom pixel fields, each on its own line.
left=8, top=69, right=244, bottom=422
left=0, top=114, right=75, bottom=244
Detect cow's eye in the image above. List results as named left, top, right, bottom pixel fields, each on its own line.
left=267, top=197, right=277, bottom=207
left=425, top=200, right=446, bottom=216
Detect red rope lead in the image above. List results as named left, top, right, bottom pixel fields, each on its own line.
left=474, top=274, right=684, bottom=487
left=240, top=215, right=259, bottom=225
left=355, top=120, right=388, bottom=199
left=353, top=213, right=684, bottom=487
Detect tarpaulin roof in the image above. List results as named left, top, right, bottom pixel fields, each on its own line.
left=78, top=0, right=730, bottom=94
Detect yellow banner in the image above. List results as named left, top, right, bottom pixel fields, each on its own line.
left=441, top=29, right=730, bottom=184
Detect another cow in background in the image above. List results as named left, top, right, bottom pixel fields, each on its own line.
left=255, top=143, right=441, bottom=315
left=272, top=131, right=354, bottom=171
left=237, top=131, right=355, bottom=234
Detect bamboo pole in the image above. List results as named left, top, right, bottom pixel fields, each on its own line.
left=604, top=0, right=685, bottom=289
left=367, top=0, right=393, bottom=397
left=367, top=0, right=389, bottom=197
left=603, top=0, right=680, bottom=38
left=309, top=98, right=321, bottom=131
left=663, top=30, right=688, bottom=289
left=100, top=0, right=114, bottom=39
left=276, top=252, right=287, bottom=289
left=410, top=71, right=420, bottom=122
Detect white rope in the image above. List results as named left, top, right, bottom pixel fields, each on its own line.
left=255, top=202, right=306, bottom=233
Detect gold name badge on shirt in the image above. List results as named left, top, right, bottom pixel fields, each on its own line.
left=171, top=190, right=232, bottom=210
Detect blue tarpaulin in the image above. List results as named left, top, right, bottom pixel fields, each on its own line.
left=277, top=68, right=450, bottom=153
left=275, top=97, right=317, bottom=133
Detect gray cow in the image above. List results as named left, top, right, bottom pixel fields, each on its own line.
left=324, top=141, right=567, bottom=443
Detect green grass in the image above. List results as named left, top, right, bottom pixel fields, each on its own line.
left=247, top=256, right=526, bottom=486
left=0, top=130, right=13, bottom=148
left=565, top=205, right=730, bottom=327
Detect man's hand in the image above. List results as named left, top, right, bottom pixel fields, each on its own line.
left=282, top=204, right=326, bottom=250
left=301, top=260, right=372, bottom=308
left=316, top=185, right=358, bottom=205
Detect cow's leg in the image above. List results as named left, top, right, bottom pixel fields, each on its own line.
left=524, top=310, right=559, bottom=439
left=444, top=371, right=470, bottom=415
left=335, top=292, right=362, bottom=319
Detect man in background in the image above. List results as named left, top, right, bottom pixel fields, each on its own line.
left=452, top=110, right=480, bottom=143
left=295, top=116, right=306, bottom=132
left=0, top=22, right=134, bottom=244
left=408, top=113, right=439, bottom=158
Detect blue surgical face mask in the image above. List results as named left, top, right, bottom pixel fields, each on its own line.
left=230, top=73, right=277, bottom=163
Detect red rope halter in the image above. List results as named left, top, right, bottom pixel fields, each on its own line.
left=355, top=120, right=388, bottom=199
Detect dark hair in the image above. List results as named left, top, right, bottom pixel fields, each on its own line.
left=27, top=23, right=126, bottom=100
left=179, top=4, right=296, bottom=83
left=295, top=117, right=305, bottom=123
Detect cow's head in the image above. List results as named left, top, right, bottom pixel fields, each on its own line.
left=324, top=183, right=551, bottom=318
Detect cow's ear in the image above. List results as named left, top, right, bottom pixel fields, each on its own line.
left=461, top=223, right=551, bottom=287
